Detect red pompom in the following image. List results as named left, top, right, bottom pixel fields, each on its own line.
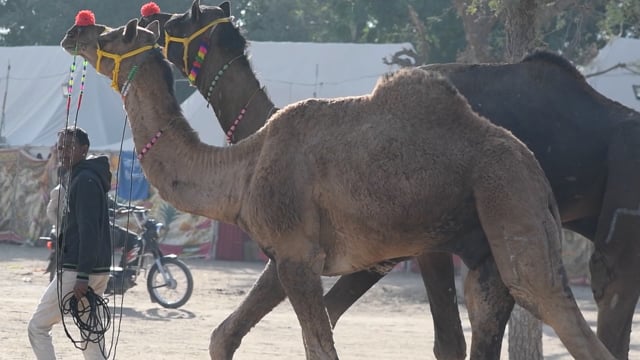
left=75, top=10, right=96, bottom=26
left=141, top=2, right=161, bottom=17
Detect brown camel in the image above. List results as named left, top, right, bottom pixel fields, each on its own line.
left=151, top=2, right=640, bottom=359
left=60, top=16, right=616, bottom=360
left=139, top=3, right=466, bottom=359
left=138, top=0, right=464, bottom=360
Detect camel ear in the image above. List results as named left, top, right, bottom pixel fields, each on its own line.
left=92, top=24, right=107, bottom=36
left=146, top=20, right=161, bottom=41
left=191, top=0, right=202, bottom=22
left=220, top=1, right=231, bottom=17
left=123, top=18, right=139, bottom=43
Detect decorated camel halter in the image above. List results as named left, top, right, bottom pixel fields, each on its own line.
left=161, top=14, right=259, bottom=144
left=163, top=17, right=231, bottom=78
left=96, top=44, right=159, bottom=92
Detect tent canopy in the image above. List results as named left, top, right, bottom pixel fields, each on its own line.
left=1, top=41, right=411, bottom=150
left=583, top=37, right=640, bottom=112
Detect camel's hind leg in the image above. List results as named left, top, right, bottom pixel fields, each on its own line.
left=324, top=269, right=386, bottom=327
left=590, top=121, right=640, bottom=359
left=473, top=172, right=615, bottom=359
left=463, top=255, right=514, bottom=360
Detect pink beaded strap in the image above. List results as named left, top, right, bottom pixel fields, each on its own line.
left=225, top=87, right=261, bottom=144
left=137, top=118, right=178, bottom=160
left=137, top=130, right=164, bottom=160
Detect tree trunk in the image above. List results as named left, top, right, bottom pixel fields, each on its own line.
left=503, top=0, right=539, bottom=62
left=452, top=0, right=498, bottom=63
left=508, top=305, right=543, bottom=360
left=501, top=1, right=545, bottom=359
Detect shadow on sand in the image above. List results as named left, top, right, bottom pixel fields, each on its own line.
left=109, top=306, right=196, bottom=321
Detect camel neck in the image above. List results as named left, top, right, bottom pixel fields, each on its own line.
left=195, top=53, right=276, bottom=143
left=123, top=59, right=263, bottom=224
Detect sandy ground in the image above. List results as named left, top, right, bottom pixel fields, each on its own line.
left=1, top=242, right=639, bottom=359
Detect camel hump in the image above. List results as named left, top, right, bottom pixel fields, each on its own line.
left=521, top=50, right=584, bottom=80
left=371, top=68, right=463, bottom=107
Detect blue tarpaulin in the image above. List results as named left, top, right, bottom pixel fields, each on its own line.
left=116, top=151, right=149, bottom=201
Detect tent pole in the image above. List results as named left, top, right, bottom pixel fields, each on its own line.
left=0, top=61, right=10, bottom=146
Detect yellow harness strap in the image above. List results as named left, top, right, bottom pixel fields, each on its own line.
left=96, top=44, right=158, bottom=92
left=163, top=17, right=231, bottom=74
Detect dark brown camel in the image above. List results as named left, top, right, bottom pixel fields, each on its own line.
left=60, top=15, right=616, bottom=360
left=149, top=1, right=640, bottom=359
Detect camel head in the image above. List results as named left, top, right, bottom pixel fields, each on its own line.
left=163, top=0, right=246, bottom=78
left=59, top=10, right=108, bottom=59
left=138, top=2, right=174, bottom=46
left=61, top=12, right=161, bottom=92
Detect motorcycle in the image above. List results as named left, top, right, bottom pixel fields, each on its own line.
left=44, top=203, right=194, bottom=309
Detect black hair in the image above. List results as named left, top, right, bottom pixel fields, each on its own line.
left=58, top=126, right=90, bottom=147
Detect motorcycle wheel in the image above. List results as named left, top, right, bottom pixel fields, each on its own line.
left=146, top=257, right=194, bottom=309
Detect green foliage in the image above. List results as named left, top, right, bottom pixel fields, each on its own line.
left=1, top=0, right=637, bottom=65
left=235, top=0, right=464, bottom=64
left=0, top=0, right=194, bottom=46
left=600, top=0, right=640, bottom=38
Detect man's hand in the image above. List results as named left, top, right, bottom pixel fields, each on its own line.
left=73, top=279, right=89, bottom=299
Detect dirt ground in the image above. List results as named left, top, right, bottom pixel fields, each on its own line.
left=2, top=242, right=639, bottom=359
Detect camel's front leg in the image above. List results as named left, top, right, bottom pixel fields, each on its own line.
left=277, top=255, right=337, bottom=360
left=210, top=259, right=286, bottom=360
left=590, top=121, right=640, bottom=359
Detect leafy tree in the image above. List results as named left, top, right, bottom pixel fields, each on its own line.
left=600, top=0, right=640, bottom=38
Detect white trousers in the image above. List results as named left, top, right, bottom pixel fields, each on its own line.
left=28, top=270, right=109, bottom=360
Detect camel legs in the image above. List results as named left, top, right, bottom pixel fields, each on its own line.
left=590, top=121, right=640, bottom=359
left=463, top=256, right=514, bottom=360
left=325, top=252, right=466, bottom=360
left=324, top=268, right=386, bottom=327
left=209, top=260, right=286, bottom=360
left=474, top=186, right=615, bottom=359
left=277, top=256, right=338, bottom=360
left=210, top=254, right=463, bottom=360
left=591, top=247, right=640, bottom=360
left=415, top=252, right=466, bottom=360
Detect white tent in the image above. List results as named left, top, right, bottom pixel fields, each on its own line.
left=0, top=46, right=129, bottom=149
left=1, top=41, right=411, bottom=151
left=175, top=41, right=413, bottom=142
left=582, top=37, right=640, bottom=112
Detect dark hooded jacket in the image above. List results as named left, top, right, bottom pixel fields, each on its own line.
left=61, top=155, right=112, bottom=280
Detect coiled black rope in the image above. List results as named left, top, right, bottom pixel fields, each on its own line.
left=61, top=287, right=111, bottom=355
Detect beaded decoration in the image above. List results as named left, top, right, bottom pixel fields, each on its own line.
left=204, top=54, right=243, bottom=104
left=188, top=44, right=209, bottom=83
left=137, top=130, right=164, bottom=160
left=120, top=65, right=140, bottom=98
left=225, top=108, right=246, bottom=144
left=64, top=57, right=89, bottom=126
left=225, top=87, right=261, bottom=144
left=137, top=118, right=178, bottom=160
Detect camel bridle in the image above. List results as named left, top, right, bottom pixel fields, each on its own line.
left=163, top=16, right=264, bottom=145
left=96, top=44, right=159, bottom=92
left=163, top=17, right=231, bottom=76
